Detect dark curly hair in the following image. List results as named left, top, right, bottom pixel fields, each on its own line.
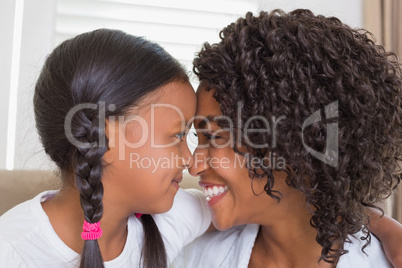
left=193, top=9, right=402, bottom=264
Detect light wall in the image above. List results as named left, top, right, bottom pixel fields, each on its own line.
left=257, top=0, right=363, bottom=28
left=1, top=0, right=363, bottom=170
left=0, top=0, right=19, bottom=170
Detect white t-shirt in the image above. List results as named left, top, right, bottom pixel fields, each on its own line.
left=172, top=224, right=392, bottom=268
left=0, top=188, right=211, bottom=267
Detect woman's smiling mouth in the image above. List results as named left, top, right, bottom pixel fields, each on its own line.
left=199, top=181, right=229, bottom=205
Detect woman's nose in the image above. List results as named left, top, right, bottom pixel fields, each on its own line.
left=188, top=146, right=209, bottom=177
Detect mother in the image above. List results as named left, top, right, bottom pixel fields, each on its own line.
left=174, top=9, right=401, bottom=267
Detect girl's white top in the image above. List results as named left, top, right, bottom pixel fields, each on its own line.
left=0, top=188, right=211, bottom=267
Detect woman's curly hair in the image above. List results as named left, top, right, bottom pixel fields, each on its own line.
left=193, top=9, right=402, bottom=264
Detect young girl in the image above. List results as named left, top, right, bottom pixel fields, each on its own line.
left=0, top=29, right=210, bottom=267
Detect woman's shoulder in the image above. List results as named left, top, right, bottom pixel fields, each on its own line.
left=337, top=231, right=392, bottom=267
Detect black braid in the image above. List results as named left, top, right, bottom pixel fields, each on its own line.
left=72, top=112, right=108, bottom=268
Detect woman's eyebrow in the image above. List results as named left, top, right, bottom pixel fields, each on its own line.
left=195, top=114, right=233, bottom=130
left=196, top=115, right=219, bottom=129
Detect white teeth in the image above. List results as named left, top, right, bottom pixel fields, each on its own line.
left=207, top=188, right=213, bottom=196
left=203, top=185, right=228, bottom=200
left=212, top=186, right=219, bottom=195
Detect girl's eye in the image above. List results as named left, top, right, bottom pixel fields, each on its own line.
left=175, top=132, right=187, bottom=141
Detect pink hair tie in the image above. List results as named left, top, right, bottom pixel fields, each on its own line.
left=81, top=220, right=103, bottom=240
left=135, top=213, right=143, bottom=218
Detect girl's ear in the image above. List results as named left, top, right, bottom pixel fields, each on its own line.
left=103, top=118, right=117, bottom=164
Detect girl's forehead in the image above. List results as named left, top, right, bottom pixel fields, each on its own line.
left=149, top=81, right=196, bottom=123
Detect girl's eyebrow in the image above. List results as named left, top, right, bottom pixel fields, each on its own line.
left=173, top=117, right=194, bottom=130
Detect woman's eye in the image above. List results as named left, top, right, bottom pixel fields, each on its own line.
left=202, top=133, right=221, bottom=141
left=175, top=132, right=187, bottom=141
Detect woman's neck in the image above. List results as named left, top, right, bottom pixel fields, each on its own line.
left=249, top=187, right=334, bottom=268
left=41, top=186, right=129, bottom=261
left=250, top=223, right=333, bottom=268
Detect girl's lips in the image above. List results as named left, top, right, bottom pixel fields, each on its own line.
left=172, top=180, right=180, bottom=190
left=172, top=177, right=183, bottom=184
left=172, top=176, right=182, bottom=190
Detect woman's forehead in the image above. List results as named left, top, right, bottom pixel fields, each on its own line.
left=195, top=83, right=221, bottom=117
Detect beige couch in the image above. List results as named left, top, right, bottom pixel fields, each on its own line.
left=0, top=169, right=201, bottom=216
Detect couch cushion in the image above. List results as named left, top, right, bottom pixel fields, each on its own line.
left=0, top=170, right=60, bottom=215
left=0, top=170, right=201, bottom=216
